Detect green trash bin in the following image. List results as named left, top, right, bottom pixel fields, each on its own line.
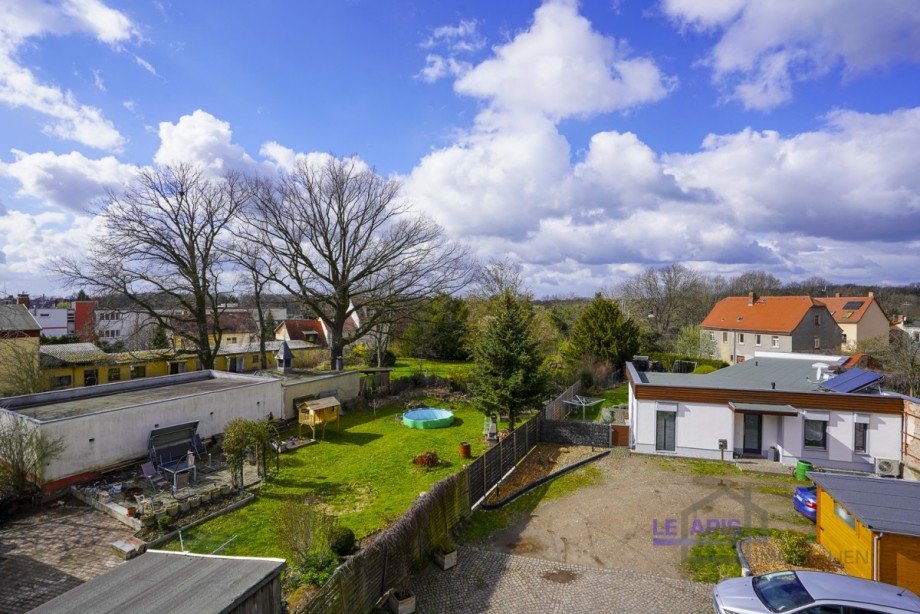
left=795, top=460, right=814, bottom=481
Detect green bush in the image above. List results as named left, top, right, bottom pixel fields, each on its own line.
left=779, top=531, right=810, bottom=566
left=364, top=348, right=396, bottom=367
left=691, top=365, right=717, bottom=374
left=330, top=526, right=356, bottom=556
left=283, top=551, right=340, bottom=589
left=579, top=370, right=594, bottom=390
left=157, top=516, right=174, bottom=531
left=648, top=353, right=728, bottom=372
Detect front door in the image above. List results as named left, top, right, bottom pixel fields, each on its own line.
left=743, top=414, right=762, bottom=455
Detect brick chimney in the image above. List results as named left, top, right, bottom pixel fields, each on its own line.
left=748, top=291, right=757, bottom=305
left=868, top=291, right=874, bottom=298
left=16, top=292, right=30, bottom=308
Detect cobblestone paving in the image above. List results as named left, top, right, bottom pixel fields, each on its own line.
left=0, top=498, right=132, bottom=614
left=409, top=546, right=713, bottom=613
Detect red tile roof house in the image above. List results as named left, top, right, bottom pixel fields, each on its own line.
left=625, top=352, right=910, bottom=472
left=274, top=313, right=361, bottom=349
left=817, top=293, right=891, bottom=351
left=700, top=293, right=843, bottom=364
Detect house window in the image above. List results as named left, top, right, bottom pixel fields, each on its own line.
left=107, top=367, right=121, bottom=382
left=854, top=423, right=868, bottom=454
left=226, top=336, right=238, bottom=344
left=841, top=333, right=847, bottom=344
left=813, top=336, right=820, bottom=350
left=169, top=362, right=187, bottom=375
left=804, top=419, right=827, bottom=449
left=814, top=314, right=821, bottom=326
left=771, top=335, right=779, bottom=348
left=738, top=333, right=745, bottom=344
left=655, top=410, right=676, bottom=452
left=83, top=368, right=98, bottom=387
left=50, top=375, right=72, bottom=390
left=722, top=332, right=728, bottom=343
left=130, top=365, right=146, bottom=379
left=834, top=502, right=856, bottom=529
left=102, top=329, right=120, bottom=338
left=755, top=334, right=762, bottom=346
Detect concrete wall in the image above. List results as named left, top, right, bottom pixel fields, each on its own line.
left=14, top=372, right=284, bottom=483
left=279, top=371, right=361, bottom=419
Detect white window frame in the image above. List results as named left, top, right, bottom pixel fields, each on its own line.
left=738, top=333, right=745, bottom=344
left=755, top=334, right=762, bottom=346
left=722, top=331, right=728, bottom=343
left=771, top=335, right=779, bottom=348
left=814, top=336, right=821, bottom=350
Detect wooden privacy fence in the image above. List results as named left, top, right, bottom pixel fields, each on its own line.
left=302, top=385, right=581, bottom=613
left=543, top=381, right=581, bottom=420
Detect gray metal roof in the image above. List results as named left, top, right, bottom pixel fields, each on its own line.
left=638, top=356, right=838, bottom=393
left=29, top=550, right=284, bottom=614
left=0, top=304, right=41, bottom=332
left=809, top=472, right=920, bottom=537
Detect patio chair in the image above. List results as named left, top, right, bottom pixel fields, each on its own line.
left=141, top=462, right=169, bottom=492
left=172, top=471, right=190, bottom=495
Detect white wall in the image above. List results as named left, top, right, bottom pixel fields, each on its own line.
left=280, top=371, right=360, bottom=419
left=779, top=409, right=901, bottom=470
left=632, top=398, right=735, bottom=460
left=34, top=374, right=283, bottom=482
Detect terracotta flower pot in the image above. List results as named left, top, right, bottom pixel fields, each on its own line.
left=459, top=442, right=471, bottom=459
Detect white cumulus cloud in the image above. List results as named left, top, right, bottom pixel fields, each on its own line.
left=0, top=0, right=137, bottom=151
left=662, top=0, right=920, bottom=110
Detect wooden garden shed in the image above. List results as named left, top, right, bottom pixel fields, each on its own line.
left=810, top=472, right=920, bottom=595
left=297, top=396, right=341, bottom=440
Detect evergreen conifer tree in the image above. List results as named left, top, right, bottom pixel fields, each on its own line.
left=471, top=291, right=549, bottom=429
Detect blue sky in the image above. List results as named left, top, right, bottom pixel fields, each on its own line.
left=1, top=0, right=918, bottom=296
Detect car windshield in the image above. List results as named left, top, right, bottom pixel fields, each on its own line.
left=753, top=572, right=814, bottom=612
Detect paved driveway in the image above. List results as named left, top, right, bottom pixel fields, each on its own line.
left=0, top=498, right=132, bottom=613
left=410, top=546, right=712, bottom=613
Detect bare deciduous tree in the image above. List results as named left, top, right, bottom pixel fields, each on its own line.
left=246, top=157, right=472, bottom=368
left=228, top=238, right=276, bottom=369
left=617, top=264, right=708, bottom=337
left=54, top=165, right=247, bottom=369
left=0, top=419, right=65, bottom=495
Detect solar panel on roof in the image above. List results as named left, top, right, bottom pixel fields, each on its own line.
left=821, top=368, right=882, bottom=393
left=842, top=300, right=865, bottom=310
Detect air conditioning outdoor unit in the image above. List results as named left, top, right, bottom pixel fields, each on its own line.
left=874, top=458, right=901, bottom=478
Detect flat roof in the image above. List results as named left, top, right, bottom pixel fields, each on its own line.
left=636, top=356, right=845, bottom=393
left=2, top=372, right=272, bottom=422
left=809, top=472, right=920, bottom=537
left=30, top=550, right=284, bottom=614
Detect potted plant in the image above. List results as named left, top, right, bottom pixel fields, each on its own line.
left=140, top=513, right=156, bottom=528
left=388, top=588, right=416, bottom=614
left=152, top=501, right=167, bottom=520
left=179, top=500, right=190, bottom=513
left=189, top=494, right=201, bottom=508
left=219, top=483, right=231, bottom=497
left=166, top=502, right=179, bottom=517
left=433, top=538, right=457, bottom=570
left=200, top=488, right=212, bottom=503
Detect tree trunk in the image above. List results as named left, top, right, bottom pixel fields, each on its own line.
left=254, top=287, right=267, bottom=370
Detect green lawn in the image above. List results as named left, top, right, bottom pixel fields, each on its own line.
left=571, top=384, right=629, bottom=422
left=163, top=396, right=494, bottom=558
left=389, top=357, right=474, bottom=381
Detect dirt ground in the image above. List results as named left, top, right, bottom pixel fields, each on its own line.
left=476, top=450, right=810, bottom=580
left=487, top=443, right=599, bottom=503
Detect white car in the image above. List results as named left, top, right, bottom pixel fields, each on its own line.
left=712, top=570, right=920, bottom=613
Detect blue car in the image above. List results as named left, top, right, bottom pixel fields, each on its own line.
left=793, top=485, right=817, bottom=522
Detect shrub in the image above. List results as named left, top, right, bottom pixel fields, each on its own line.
left=413, top=451, right=441, bottom=468
left=579, top=370, right=594, bottom=390
left=275, top=500, right=336, bottom=567
left=330, top=525, right=356, bottom=556
left=364, top=348, right=396, bottom=367
left=283, top=551, right=340, bottom=589
left=779, top=531, right=810, bottom=566
left=157, top=516, right=174, bottom=531
left=691, top=365, right=717, bottom=374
